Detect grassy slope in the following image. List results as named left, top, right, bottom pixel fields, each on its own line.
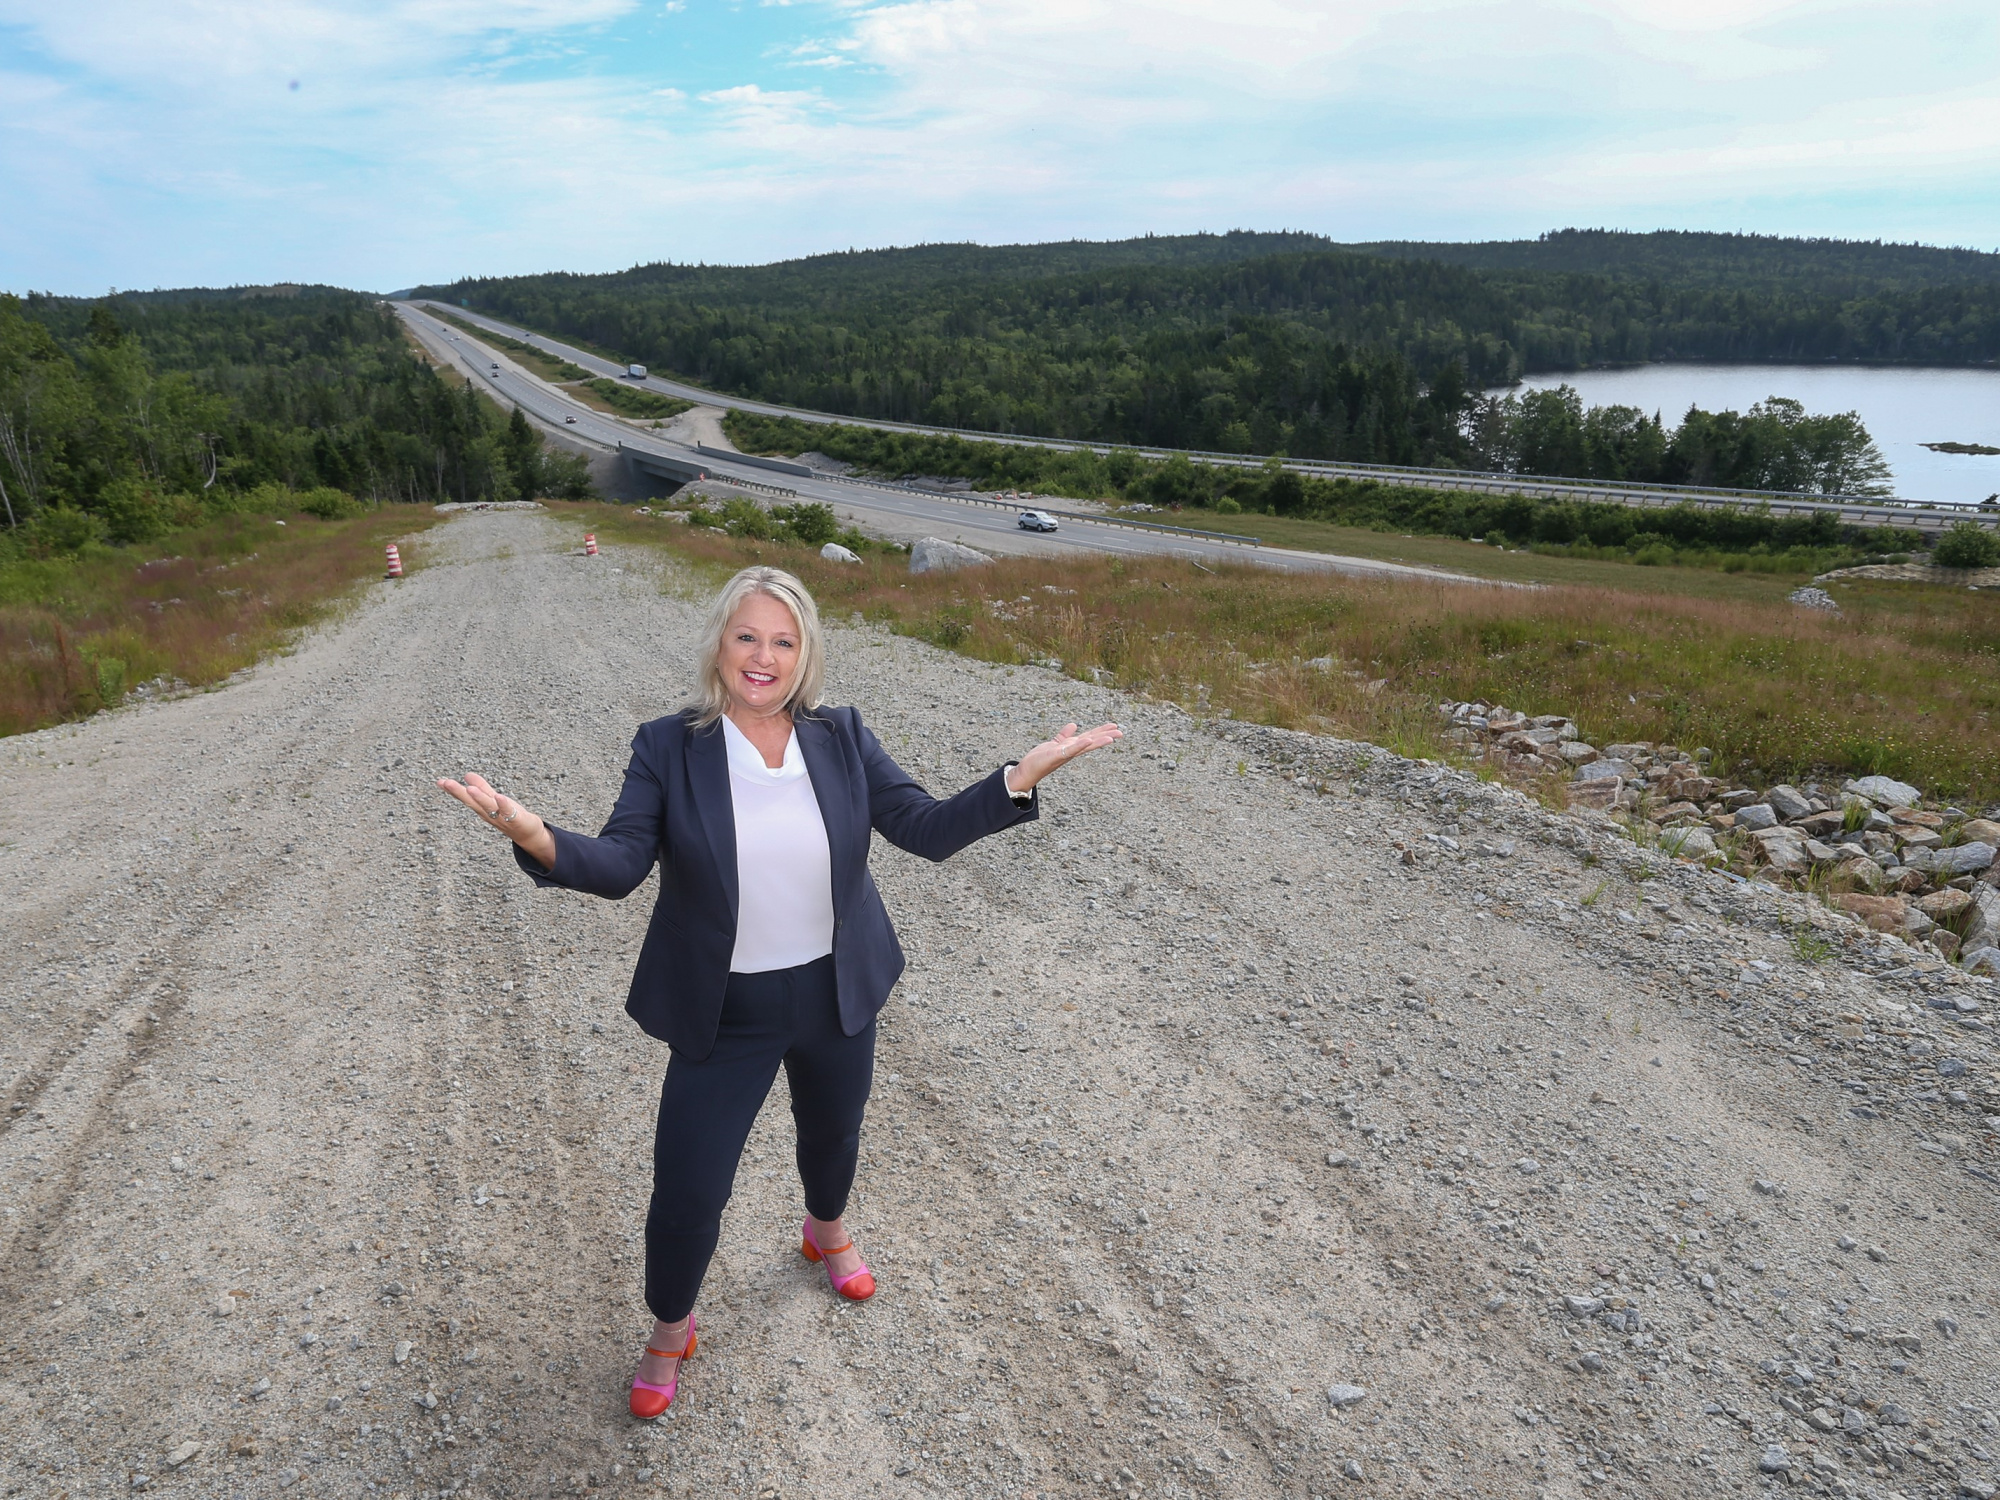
left=0, top=507, right=442, bottom=736
left=555, top=502, right=2000, bottom=805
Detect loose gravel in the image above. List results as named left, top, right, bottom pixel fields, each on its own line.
left=3, top=510, right=1997, bottom=1500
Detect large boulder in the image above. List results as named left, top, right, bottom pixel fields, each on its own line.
left=1960, top=818, right=2000, bottom=845
left=1574, top=759, right=1636, bottom=783
left=1834, top=893, right=1909, bottom=933
left=1734, top=802, right=1780, bottom=832
left=1905, top=842, right=1996, bottom=878
left=909, top=537, right=993, bottom=575
left=1963, top=885, right=2000, bottom=955
left=1767, top=784, right=1814, bottom=822
left=1847, top=775, right=1922, bottom=809
left=1658, top=826, right=1718, bottom=862
left=1836, top=855, right=1889, bottom=893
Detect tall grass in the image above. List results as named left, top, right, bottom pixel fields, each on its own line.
left=0, top=507, right=440, bottom=736
left=570, top=503, right=2000, bottom=804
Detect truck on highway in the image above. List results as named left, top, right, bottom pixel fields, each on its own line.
left=625, top=363, right=647, bottom=380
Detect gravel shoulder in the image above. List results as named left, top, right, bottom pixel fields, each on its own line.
left=3, top=511, right=1997, bottom=1500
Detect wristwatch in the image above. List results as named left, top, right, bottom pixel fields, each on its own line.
left=1003, top=763, right=1033, bottom=807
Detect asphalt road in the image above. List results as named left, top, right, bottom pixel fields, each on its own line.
left=397, top=300, right=1995, bottom=534
left=394, top=302, right=1483, bottom=584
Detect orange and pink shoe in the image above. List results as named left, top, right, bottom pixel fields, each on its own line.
left=628, top=1315, right=696, bottom=1419
left=800, top=1219, right=876, bottom=1301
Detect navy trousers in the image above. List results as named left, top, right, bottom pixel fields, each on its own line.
left=644, top=954, right=874, bottom=1322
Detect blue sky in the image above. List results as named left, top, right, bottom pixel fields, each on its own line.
left=2, top=0, right=1996, bottom=295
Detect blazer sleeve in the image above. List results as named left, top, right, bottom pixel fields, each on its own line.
left=512, top=725, right=667, bottom=899
left=852, top=710, right=1038, bottom=862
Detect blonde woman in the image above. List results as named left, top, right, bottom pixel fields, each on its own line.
left=438, top=565, right=1120, bottom=1417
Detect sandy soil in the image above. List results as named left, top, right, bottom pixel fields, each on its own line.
left=3, top=511, right=1996, bottom=1500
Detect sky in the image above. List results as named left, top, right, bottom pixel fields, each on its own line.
left=2, top=0, right=1996, bottom=295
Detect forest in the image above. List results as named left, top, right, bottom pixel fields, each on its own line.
left=0, top=288, right=590, bottom=554
left=417, top=230, right=1997, bottom=486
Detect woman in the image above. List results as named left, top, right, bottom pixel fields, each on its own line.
left=437, top=564, right=1120, bottom=1418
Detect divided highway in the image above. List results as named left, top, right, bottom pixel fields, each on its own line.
left=392, top=302, right=1480, bottom=583
left=398, top=300, right=1995, bottom=536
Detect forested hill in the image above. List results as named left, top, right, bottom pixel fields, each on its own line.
left=415, top=230, right=2000, bottom=463
left=1353, top=229, right=2000, bottom=294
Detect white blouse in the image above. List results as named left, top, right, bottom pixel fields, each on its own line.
left=720, top=715, right=836, bottom=974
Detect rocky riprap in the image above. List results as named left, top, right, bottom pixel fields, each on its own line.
left=1442, top=699, right=2000, bottom=976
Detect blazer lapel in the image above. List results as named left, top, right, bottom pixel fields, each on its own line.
left=685, top=717, right=739, bottom=926
left=796, top=714, right=852, bottom=918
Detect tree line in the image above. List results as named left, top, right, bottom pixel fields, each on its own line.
left=0, top=289, right=591, bottom=552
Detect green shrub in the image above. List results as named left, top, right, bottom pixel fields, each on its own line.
left=1213, top=496, right=1242, bottom=515
left=771, top=502, right=838, bottom=546
left=296, top=487, right=366, bottom=520
left=26, top=506, right=106, bottom=554
left=1933, top=519, right=2000, bottom=569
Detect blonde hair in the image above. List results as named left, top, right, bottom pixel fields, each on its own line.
left=690, top=565, right=824, bottom=728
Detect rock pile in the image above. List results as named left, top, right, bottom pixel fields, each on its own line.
left=1440, top=699, right=2000, bottom=974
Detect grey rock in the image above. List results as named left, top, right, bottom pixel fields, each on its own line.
left=1968, top=892, right=2000, bottom=952
left=909, top=537, right=993, bottom=575
left=1558, top=741, right=1599, bottom=765
left=163, top=1441, right=201, bottom=1469
left=1960, top=1480, right=1997, bottom=1500
left=818, top=542, right=862, bottom=564
left=1342, top=1458, right=1366, bottom=1481
left=1966, top=946, right=2000, bottom=977
left=1878, top=1402, right=1912, bottom=1426
left=1908, top=842, right=1998, bottom=877
left=1326, top=1383, right=1368, bottom=1408
left=1563, top=1294, right=1605, bottom=1316
left=1842, top=1407, right=1869, bottom=1436
left=1574, top=759, right=1636, bottom=783
left=1734, top=802, right=1779, bottom=832
left=277, top=1471, right=300, bottom=1488
left=1768, top=784, right=1813, bottom=821
left=1848, top=775, right=1922, bottom=808
left=1788, top=586, right=1841, bottom=612
left=1759, top=1444, right=1792, bottom=1473
left=392, top=1340, right=414, bottom=1365
left=1578, top=1351, right=1605, bottom=1372
left=1659, top=826, right=1718, bottom=861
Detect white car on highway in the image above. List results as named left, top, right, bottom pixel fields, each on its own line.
left=1017, top=509, right=1059, bottom=532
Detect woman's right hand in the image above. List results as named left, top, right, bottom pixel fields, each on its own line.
left=437, top=771, right=557, bottom=872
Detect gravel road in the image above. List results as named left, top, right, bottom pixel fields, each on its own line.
left=5, top=510, right=1997, bottom=1500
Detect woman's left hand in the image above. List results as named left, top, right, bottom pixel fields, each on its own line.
left=1006, top=722, right=1124, bottom=794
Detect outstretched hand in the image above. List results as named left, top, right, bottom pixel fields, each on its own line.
left=1007, top=722, right=1123, bottom=794
left=436, top=771, right=557, bottom=871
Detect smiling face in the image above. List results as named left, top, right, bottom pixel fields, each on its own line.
left=717, top=591, right=802, bottom=718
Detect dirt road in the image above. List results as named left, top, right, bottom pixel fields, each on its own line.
left=4, top=510, right=1996, bottom=1500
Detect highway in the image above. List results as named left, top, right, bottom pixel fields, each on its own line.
left=392, top=302, right=1486, bottom=583
left=398, top=300, right=1997, bottom=537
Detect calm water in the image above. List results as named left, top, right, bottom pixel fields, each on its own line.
left=1508, top=364, right=2000, bottom=507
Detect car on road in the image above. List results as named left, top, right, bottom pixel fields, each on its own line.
left=1017, top=509, right=1059, bottom=532
left=564, top=415, right=576, bottom=424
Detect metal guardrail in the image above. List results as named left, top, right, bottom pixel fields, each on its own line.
left=821, top=474, right=1262, bottom=547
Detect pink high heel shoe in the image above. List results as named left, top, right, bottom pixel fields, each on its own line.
left=629, top=1315, right=696, bottom=1419
left=800, top=1219, right=876, bottom=1301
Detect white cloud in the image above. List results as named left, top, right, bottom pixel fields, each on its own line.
left=1, top=0, right=1997, bottom=292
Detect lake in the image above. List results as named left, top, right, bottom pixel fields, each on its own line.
left=1507, top=364, right=2000, bottom=508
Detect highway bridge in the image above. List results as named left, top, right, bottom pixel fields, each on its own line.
left=400, top=300, right=1997, bottom=540
left=392, top=303, right=1474, bottom=583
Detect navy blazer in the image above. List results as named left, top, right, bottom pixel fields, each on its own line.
left=514, top=705, right=1036, bottom=1058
